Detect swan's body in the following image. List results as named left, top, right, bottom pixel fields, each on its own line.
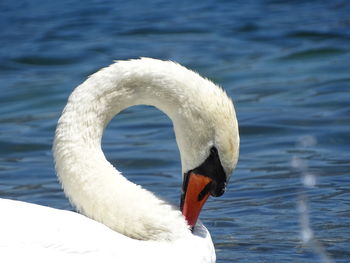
left=0, top=58, right=239, bottom=263
left=0, top=199, right=214, bottom=263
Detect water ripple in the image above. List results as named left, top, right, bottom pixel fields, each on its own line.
left=1, top=1, right=349, bottom=262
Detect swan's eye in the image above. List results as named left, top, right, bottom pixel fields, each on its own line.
left=210, top=146, right=218, bottom=156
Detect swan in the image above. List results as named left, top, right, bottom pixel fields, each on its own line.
left=0, top=58, right=239, bottom=263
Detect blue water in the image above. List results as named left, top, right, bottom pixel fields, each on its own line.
left=1, top=0, right=350, bottom=262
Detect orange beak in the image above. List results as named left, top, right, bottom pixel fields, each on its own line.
left=180, top=172, right=213, bottom=229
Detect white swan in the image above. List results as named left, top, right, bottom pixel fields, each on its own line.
left=0, top=58, right=239, bottom=263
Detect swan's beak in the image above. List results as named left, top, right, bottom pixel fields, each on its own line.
left=180, top=172, right=212, bottom=229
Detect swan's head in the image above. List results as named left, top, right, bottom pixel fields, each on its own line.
left=172, top=73, right=240, bottom=229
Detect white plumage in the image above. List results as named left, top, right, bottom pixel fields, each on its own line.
left=0, top=58, right=239, bottom=263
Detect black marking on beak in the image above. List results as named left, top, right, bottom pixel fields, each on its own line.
left=181, top=146, right=227, bottom=211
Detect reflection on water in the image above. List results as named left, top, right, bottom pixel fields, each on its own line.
left=1, top=1, right=350, bottom=262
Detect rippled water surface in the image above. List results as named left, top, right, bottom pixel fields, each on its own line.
left=1, top=0, right=350, bottom=262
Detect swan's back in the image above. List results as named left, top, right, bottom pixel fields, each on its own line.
left=0, top=199, right=215, bottom=263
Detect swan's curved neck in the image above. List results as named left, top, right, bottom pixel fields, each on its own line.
left=53, top=59, right=217, bottom=241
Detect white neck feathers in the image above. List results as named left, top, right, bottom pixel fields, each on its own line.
left=53, top=58, right=237, bottom=241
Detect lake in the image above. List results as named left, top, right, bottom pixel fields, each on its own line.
left=1, top=0, right=349, bottom=262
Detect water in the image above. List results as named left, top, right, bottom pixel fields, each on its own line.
left=1, top=0, right=350, bottom=262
